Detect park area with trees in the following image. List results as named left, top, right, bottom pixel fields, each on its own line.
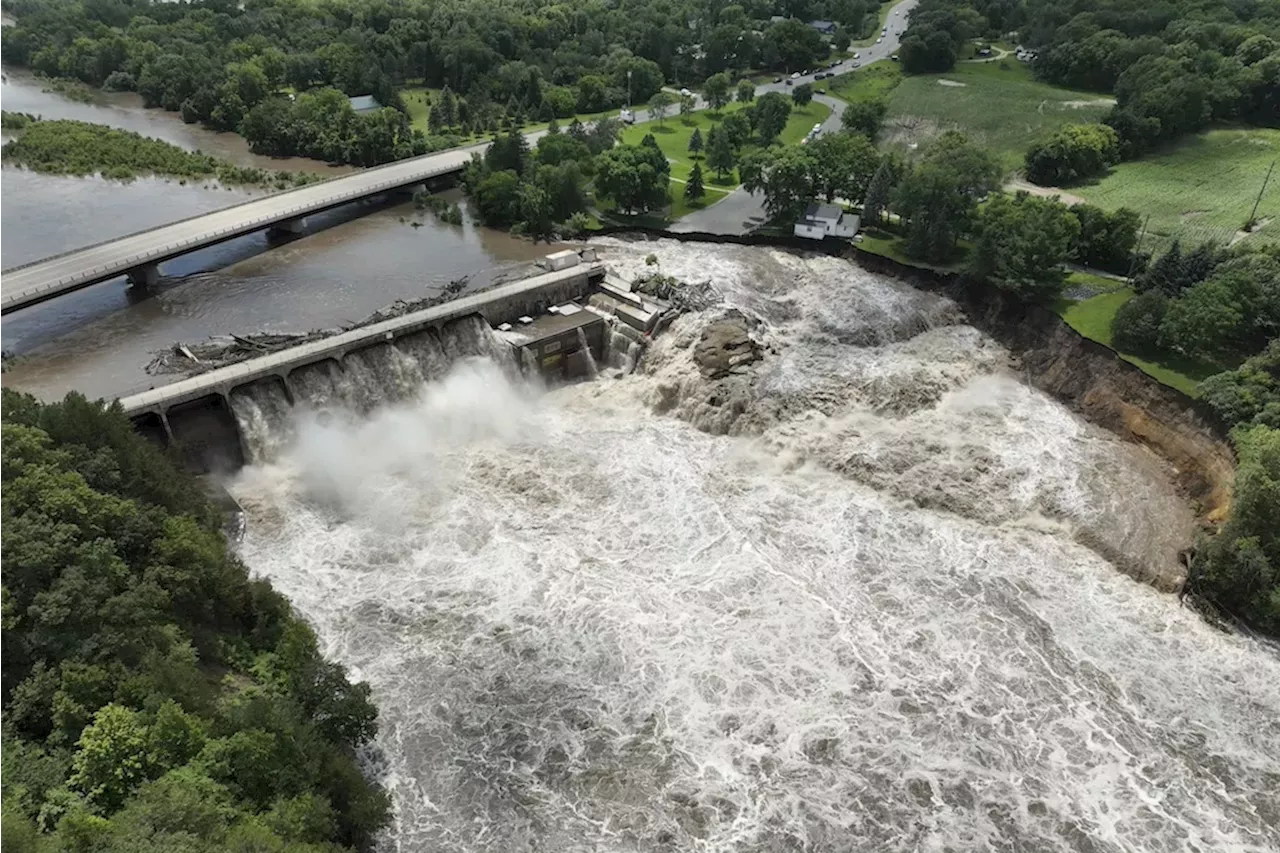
left=0, top=391, right=390, bottom=852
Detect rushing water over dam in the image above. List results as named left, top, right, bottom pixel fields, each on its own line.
left=226, top=241, right=1280, bottom=853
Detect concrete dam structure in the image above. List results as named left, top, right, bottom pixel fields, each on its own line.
left=120, top=254, right=665, bottom=471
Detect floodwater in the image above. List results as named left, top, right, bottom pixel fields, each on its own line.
left=230, top=240, right=1280, bottom=853
left=0, top=73, right=560, bottom=401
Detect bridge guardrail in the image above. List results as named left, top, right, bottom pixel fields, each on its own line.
left=1, top=137, right=489, bottom=275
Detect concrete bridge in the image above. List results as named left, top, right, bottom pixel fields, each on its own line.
left=121, top=259, right=609, bottom=471
left=0, top=143, right=480, bottom=315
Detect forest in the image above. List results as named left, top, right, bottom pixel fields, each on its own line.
left=1, top=391, right=390, bottom=852
left=0, top=0, right=887, bottom=165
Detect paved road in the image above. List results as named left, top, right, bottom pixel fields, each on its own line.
left=671, top=0, right=918, bottom=235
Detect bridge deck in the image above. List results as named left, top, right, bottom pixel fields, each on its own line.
left=0, top=143, right=482, bottom=314
left=119, top=262, right=604, bottom=415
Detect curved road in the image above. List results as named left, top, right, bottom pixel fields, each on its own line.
left=671, top=0, right=917, bottom=234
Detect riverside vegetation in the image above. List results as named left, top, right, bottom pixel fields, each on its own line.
left=1, top=112, right=321, bottom=190
left=0, top=390, right=390, bottom=852
left=0, top=0, right=888, bottom=167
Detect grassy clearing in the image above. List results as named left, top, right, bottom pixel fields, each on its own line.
left=828, top=63, right=903, bottom=104
left=881, top=61, right=1112, bottom=170
left=1055, top=286, right=1221, bottom=395
left=1073, top=127, right=1280, bottom=254
left=618, top=100, right=831, bottom=219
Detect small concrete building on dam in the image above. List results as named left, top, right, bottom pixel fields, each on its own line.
left=119, top=249, right=670, bottom=473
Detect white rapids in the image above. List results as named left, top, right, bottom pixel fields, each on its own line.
left=228, top=240, right=1280, bottom=853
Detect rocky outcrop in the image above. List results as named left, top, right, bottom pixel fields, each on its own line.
left=692, top=311, right=760, bottom=378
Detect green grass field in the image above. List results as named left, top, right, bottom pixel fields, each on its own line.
left=828, top=63, right=903, bottom=105
left=618, top=100, right=832, bottom=219
left=1073, top=127, right=1280, bottom=254
left=880, top=61, right=1113, bottom=170
left=1055, top=285, right=1222, bottom=396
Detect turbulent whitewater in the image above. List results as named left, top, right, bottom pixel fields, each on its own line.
left=228, top=241, right=1280, bottom=853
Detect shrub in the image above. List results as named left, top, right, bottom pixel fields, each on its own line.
left=1111, top=290, right=1168, bottom=353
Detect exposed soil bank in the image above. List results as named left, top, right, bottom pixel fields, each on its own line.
left=595, top=227, right=1236, bottom=532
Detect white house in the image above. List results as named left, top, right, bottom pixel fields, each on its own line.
left=794, top=202, right=859, bottom=240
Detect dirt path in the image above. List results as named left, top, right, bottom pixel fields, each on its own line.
left=1005, top=179, right=1088, bottom=207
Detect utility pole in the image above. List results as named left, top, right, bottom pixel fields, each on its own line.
left=627, top=69, right=632, bottom=108
left=1246, top=159, right=1275, bottom=231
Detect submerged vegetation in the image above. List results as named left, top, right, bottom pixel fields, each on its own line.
left=1, top=113, right=321, bottom=190
left=0, top=390, right=390, bottom=851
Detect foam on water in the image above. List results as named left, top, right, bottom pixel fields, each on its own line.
left=229, top=242, right=1280, bottom=853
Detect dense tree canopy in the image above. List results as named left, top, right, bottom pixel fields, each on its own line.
left=1, top=390, right=388, bottom=852
left=892, top=131, right=1002, bottom=263
left=0, top=0, right=888, bottom=165
left=1024, top=123, right=1120, bottom=186
left=969, top=191, right=1081, bottom=299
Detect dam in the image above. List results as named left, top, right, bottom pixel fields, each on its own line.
left=121, top=251, right=666, bottom=471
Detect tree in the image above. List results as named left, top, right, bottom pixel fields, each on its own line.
left=472, top=170, right=525, bottom=226
left=841, top=98, right=889, bottom=140
left=740, top=146, right=817, bottom=222
left=750, top=92, right=791, bottom=145
left=684, top=162, right=706, bottom=202
left=832, top=25, right=852, bottom=53
left=809, top=132, right=879, bottom=203
left=1112, top=291, right=1170, bottom=354
left=1200, top=341, right=1280, bottom=431
left=969, top=192, right=1082, bottom=300
left=719, top=111, right=752, bottom=150
left=437, top=85, right=458, bottom=128
left=680, top=93, right=696, bottom=119
left=595, top=143, right=670, bottom=213
left=1024, top=123, right=1121, bottom=186
left=1192, top=425, right=1280, bottom=634
left=1072, top=205, right=1143, bottom=275
left=737, top=79, right=756, bottom=103
left=764, top=19, right=826, bottom=71
left=1159, top=254, right=1280, bottom=360
left=69, top=705, right=150, bottom=812
left=688, top=127, right=703, bottom=157
left=792, top=82, right=813, bottom=108
left=862, top=159, right=894, bottom=225
left=649, top=91, right=676, bottom=126
left=893, top=133, right=1002, bottom=263
left=704, top=72, right=732, bottom=111
left=706, top=126, right=736, bottom=179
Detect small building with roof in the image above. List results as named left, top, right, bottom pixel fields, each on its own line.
left=794, top=202, right=859, bottom=240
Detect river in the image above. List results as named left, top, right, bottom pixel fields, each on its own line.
left=229, top=239, right=1280, bottom=853
left=0, top=72, right=560, bottom=400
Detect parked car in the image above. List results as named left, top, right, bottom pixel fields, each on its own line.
left=816, top=87, right=826, bottom=94
left=785, top=79, right=794, bottom=86
left=802, top=69, right=810, bottom=75
left=891, top=54, right=899, bottom=61
left=773, top=76, right=783, bottom=83
left=680, top=87, right=692, bottom=97
left=853, top=52, right=860, bottom=58
left=790, top=71, right=801, bottom=79
left=876, top=37, right=883, bottom=43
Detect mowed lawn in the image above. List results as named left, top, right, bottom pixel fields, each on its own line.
left=1056, top=286, right=1223, bottom=396
left=880, top=62, right=1113, bottom=170
left=828, top=63, right=903, bottom=105
left=1074, top=127, right=1280, bottom=253
left=619, top=100, right=832, bottom=219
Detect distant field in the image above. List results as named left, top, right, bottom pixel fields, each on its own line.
left=879, top=62, right=1113, bottom=170
left=1073, top=127, right=1280, bottom=253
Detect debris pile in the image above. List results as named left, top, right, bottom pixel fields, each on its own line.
left=146, top=275, right=475, bottom=377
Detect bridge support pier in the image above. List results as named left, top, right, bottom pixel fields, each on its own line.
left=126, top=263, right=161, bottom=289
left=268, top=217, right=306, bottom=238
left=405, top=182, right=428, bottom=196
